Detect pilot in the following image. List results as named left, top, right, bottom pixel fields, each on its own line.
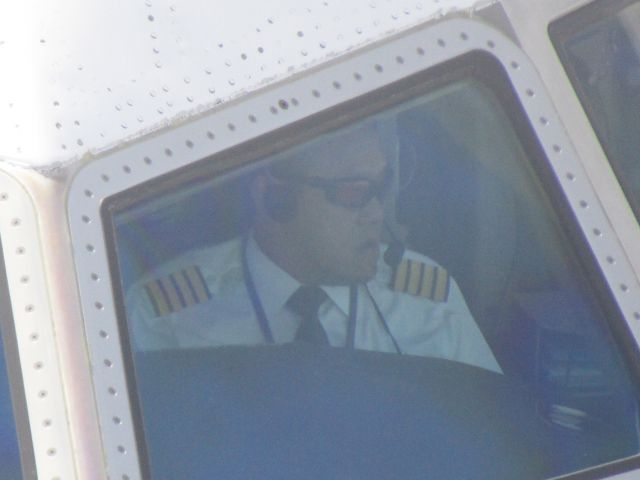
left=126, top=119, right=501, bottom=373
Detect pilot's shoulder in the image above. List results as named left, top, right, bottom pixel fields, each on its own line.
left=377, top=248, right=450, bottom=302
left=128, top=237, right=243, bottom=317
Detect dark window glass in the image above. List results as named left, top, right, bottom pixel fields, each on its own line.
left=105, top=52, right=640, bottom=479
left=0, top=240, right=27, bottom=479
left=551, top=0, right=640, bottom=222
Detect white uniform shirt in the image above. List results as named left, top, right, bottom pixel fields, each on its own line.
left=126, top=236, right=501, bottom=373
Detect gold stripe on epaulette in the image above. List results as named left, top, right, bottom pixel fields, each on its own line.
left=432, top=267, right=450, bottom=302
left=184, top=265, right=211, bottom=304
left=173, top=271, right=197, bottom=307
left=390, top=259, right=449, bottom=302
left=406, top=260, right=422, bottom=296
left=160, top=276, right=183, bottom=312
left=144, top=265, right=211, bottom=317
left=145, top=281, right=171, bottom=317
left=392, top=259, right=409, bottom=292
left=418, top=266, right=435, bottom=298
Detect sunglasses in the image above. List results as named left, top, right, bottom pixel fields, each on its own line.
left=285, top=167, right=393, bottom=209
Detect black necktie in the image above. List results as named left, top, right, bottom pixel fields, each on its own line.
left=287, top=286, right=329, bottom=345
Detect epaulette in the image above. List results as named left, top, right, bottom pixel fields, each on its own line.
left=144, top=265, right=212, bottom=317
left=390, top=259, right=450, bottom=302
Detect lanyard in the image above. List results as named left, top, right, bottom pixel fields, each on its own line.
left=241, top=235, right=398, bottom=352
left=241, top=236, right=275, bottom=344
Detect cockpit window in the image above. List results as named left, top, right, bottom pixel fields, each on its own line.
left=0, top=241, right=26, bottom=479
left=105, top=52, right=640, bottom=479
left=551, top=0, right=640, bottom=223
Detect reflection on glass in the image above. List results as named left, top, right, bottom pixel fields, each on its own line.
left=557, top=2, right=640, bottom=220
left=113, top=69, right=639, bottom=479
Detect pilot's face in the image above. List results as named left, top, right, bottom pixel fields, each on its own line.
left=287, top=131, right=389, bottom=284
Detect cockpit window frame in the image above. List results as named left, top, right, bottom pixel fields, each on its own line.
left=69, top=18, right=640, bottom=479
left=0, top=238, right=34, bottom=479
left=0, top=170, right=77, bottom=479
left=549, top=0, right=640, bottom=224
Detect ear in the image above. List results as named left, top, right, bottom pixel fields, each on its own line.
left=250, top=172, right=296, bottom=223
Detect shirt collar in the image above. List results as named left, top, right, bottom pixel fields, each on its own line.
left=246, top=235, right=351, bottom=317
left=245, top=235, right=299, bottom=319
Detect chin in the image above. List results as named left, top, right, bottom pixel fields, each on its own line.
left=348, top=263, right=378, bottom=283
